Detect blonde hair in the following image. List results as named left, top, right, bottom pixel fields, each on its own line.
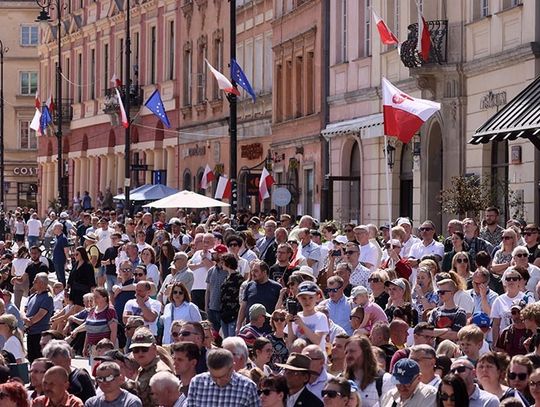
left=436, top=339, right=460, bottom=358
left=0, top=314, right=24, bottom=352
left=457, top=324, right=484, bottom=344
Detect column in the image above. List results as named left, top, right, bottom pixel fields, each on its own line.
left=117, top=154, right=125, bottom=190
left=47, top=163, right=55, bottom=207
left=107, top=154, right=115, bottom=191
left=99, top=155, right=108, bottom=192
left=145, top=150, right=154, bottom=184
left=88, top=157, right=97, bottom=200
left=80, top=158, right=88, bottom=194
left=73, top=158, right=80, bottom=199
left=166, top=147, right=175, bottom=188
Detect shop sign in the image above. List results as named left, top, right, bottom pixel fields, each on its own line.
left=182, top=145, right=207, bottom=158
left=13, top=167, right=37, bottom=176
left=273, top=187, right=291, bottom=207
left=241, top=143, right=263, bottom=160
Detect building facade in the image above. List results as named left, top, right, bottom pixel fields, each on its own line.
left=0, top=1, right=40, bottom=210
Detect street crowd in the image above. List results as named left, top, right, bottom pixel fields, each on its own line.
left=0, top=205, right=538, bottom=406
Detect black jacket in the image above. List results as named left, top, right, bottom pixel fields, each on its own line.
left=292, top=387, right=323, bottom=407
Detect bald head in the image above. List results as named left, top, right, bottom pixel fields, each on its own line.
left=45, top=365, right=69, bottom=382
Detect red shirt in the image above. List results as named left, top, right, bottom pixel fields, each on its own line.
left=32, top=393, right=84, bottom=407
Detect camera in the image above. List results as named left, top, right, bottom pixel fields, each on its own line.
left=332, top=250, right=341, bottom=257
left=286, top=299, right=298, bottom=316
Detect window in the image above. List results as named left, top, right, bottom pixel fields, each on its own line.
left=196, top=37, right=207, bottom=103
left=19, top=72, right=38, bottom=95
left=77, top=53, right=82, bottom=102
left=90, top=49, right=96, bottom=99
left=364, top=0, right=371, bottom=57
left=213, top=33, right=223, bottom=100
left=503, top=0, right=522, bottom=8
left=264, top=32, right=272, bottom=92
left=17, top=183, right=38, bottom=209
left=21, top=25, right=38, bottom=46
left=168, top=21, right=175, bottom=81
left=304, top=168, right=314, bottom=216
left=103, top=44, right=109, bottom=96
left=337, top=0, right=347, bottom=62
left=150, top=26, right=157, bottom=84
left=20, top=120, right=37, bottom=150
left=473, top=0, right=489, bottom=20
left=183, top=42, right=192, bottom=106
left=481, top=0, right=489, bottom=16
left=118, top=38, right=124, bottom=81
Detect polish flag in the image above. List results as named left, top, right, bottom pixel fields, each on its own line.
left=382, top=77, right=440, bottom=144
left=215, top=176, right=232, bottom=200
left=200, top=165, right=215, bottom=190
left=114, top=88, right=129, bottom=128
left=110, top=73, right=122, bottom=88
left=417, top=5, right=431, bottom=61
left=34, top=91, right=41, bottom=109
left=205, top=59, right=240, bottom=96
left=46, top=94, right=55, bottom=114
left=259, top=167, right=275, bottom=202
left=372, top=10, right=399, bottom=45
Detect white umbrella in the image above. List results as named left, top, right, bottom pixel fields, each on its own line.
left=143, top=190, right=231, bottom=209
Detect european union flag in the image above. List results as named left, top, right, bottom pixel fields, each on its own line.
left=144, top=89, right=171, bottom=128
left=40, top=105, right=53, bottom=134
left=231, top=58, right=256, bottom=102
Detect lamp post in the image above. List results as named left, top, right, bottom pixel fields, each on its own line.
left=383, top=143, right=396, bottom=169
left=124, top=0, right=131, bottom=216
left=36, top=0, right=65, bottom=209
left=0, top=40, right=7, bottom=211
left=229, top=0, right=238, bottom=216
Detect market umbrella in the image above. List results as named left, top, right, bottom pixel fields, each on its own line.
left=143, top=190, right=231, bottom=208
left=114, top=184, right=179, bottom=202
left=113, top=184, right=151, bottom=200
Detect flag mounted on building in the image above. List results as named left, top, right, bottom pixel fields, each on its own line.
left=110, top=73, right=122, bottom=88
left=231, top=58, right=256, bottom=102
left=30, top=108, right=41, bottom=134
left=259, top=167, right=275, bottom=202
left=144, top=89, right=171, bottom=128
left=114, top=87, right=129, bottom=129
left=46, top=93, right=55, bottom=115
left=215, top=176, right=232, bottom=200
left=382, top=77, right=440, bottom=144
left=417, top=5, right=431, bottom=61
left=200, top=165, right=215, bottom=190
left=34, top=91, right=41, bottom=109
left=39, top=105, right=53, bottom=135
left=205, top=59, right=240, bottom=96
left=372, top=10, right=399, bottom=45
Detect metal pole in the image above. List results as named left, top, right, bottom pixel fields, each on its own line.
left=56, top=0, right=63, bottom=208
left=124, top=0, right=131, bottom=216
left=0, top=41, right=5, bottom=211
left=229, top=0, right=237, bottom=215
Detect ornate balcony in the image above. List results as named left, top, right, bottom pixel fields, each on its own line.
left=53, top=99, right=73, bottom=124
left=399, top=20, right=448, bottom=68
left=103, top=85, right=143, bottom=114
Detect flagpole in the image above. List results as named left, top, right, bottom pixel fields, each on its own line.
left=383, top=135, right=393, bottom=246
left=124, top=0, right=132, bottom=216
left=229, top=0, right=238, bottom=216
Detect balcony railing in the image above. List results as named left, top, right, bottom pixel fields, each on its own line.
left=53, top=98, right=73, bottom=124
left=399, top=20, right=448, bottom=68
left=103, top=85, right=143, bottom=114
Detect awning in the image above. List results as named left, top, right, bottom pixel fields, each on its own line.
left=469, top=76, right=540, bottom=150
left=322, top=113, right=383, bottom=140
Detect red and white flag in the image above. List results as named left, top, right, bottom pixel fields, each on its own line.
left=417, top=5, right=431, bottom=61
left=214, top=176, right=232, bottom=200
left=382, top=77, right=440, bottom=143
left=259, top=167, right=275, bottom=202
left=114, top=88, right=129, bottom=129
left=200, top=164, right=215, bottom=190
left=111, top=73, right=122, bottom=88
left=372, top=10, right=399, bottom=45
left=205, top=59, right=240, bottom=96
left=46, top=93, right=55, bottom=114
left=34, top=91, right=41, bottom=109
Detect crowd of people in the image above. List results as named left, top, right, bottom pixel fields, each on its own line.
left=0, top=205, right=538, bottom=406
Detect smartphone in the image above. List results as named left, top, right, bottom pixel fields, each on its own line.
left=287, top=300, right=298, bottom=316
left=332, top=250, right=341, bottom=257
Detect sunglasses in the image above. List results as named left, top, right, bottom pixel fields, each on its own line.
left=321, top=390, right=343, bottom=399
left=172, top=290, right=184, bottom=295
left=179, top=331, right=199, bottom=337
left=121, top=268, right=132, bottom=272
left=368, top=277, right=381, bottom=283
left=132, top=347, right=150, bottom=353
left=385, top=244, right=399, bottom=249
left=514, top=253, right=528, bottom=258
left=134, top=273, right=145, bottom=277
left=272, top=317, right=286, bottom=322
left=258, top=388, right=274, bottom=396
left=508, top=372, right=528, bottom=381
left=325, top=286, right=343, bottom=294
left=344, top=229, right=353, bottom=233
left=96, top=373, right=120, bottom=383
left=524, top=232, right=538, bottom=236
left=345, top=250, right=358, bottom=255
left=437, top=289, right=453, bottom=295
left=171, top=331, right=182, bottom=338
left=503, top=236, right=514, bottom=240
left=439, top=392, right=455, bottom=402
left=456, top=258, right=468, bottom=264
left=530, top=380, right=540, bottom=387
left=505, top=276, right=521, bottom=282
left=419, top=227, right=433, bottom=231
left=451, top=366, right=471, bottom=374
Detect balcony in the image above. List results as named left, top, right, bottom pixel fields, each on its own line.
left=399, top=20, right=448, bottom=68
left=103, top=85, right=143, bottom=114
left=53, top=99, right=73, bottom=124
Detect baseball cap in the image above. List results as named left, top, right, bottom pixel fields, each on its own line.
left=60, top=211, right=69, bottom=218
left=384, top=279, right=406, bottom=290
left=379, top=224, right=391, bottom=230
left=211, top=244, right=228, bottom=254
left=387, top=239, right=402, bottom=248
left=471, top=312, right=491, bottom=328
left=392, top=358, right=420, bottom=385
left=249, top=304, right=271, bottom=320
left=129, top=329, right=156, bottom=349
left=510, top=300, right=527, bottom=311
left=168, top=217, right=181, bottom=225
left=296, top=281, right=319, bottom=296
left=333, top=235, right=348, bottom=245
left=397, top=218, right=411, bottom=227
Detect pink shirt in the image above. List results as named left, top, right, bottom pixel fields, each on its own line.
left=363, top=302, right=388, bottom=332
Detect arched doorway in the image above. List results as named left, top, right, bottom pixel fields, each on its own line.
left=426, top=122, right=443, bottom=231
left=400, top=143, right=413, bottom=218
left=183, top=169, right=192, bottom=191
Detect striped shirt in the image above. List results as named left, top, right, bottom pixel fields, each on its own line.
left=85, top=306, right=117, bottom=346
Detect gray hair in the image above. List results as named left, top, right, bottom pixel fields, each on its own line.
left=34, top=272, right=49, bottom=285
left=222, top=336, right=248, bottom=361
left=96, top=361, right=121, bottom=376
left=149, top=371, right=180, bottom=390
left=174, top=251, right=188, bottom=261
left=42, top=339, right=73, bottom=360
left=512, top=246, right=530, bottom=257
left=83, top=293, right=94, bottom=302
left=410, top=344, right=436, bottom=359
left=206, top=348, right=234, bottom=370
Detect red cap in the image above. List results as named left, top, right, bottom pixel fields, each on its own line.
left=212, top=244, right=228, bottom=254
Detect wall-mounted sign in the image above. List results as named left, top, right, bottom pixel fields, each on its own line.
left=182, top=145, right=207, bottom=158
left=480, top=90, right=507, bottom=110
left=13, top=167, right=37, bottom=176
left=241, top=143, right=263, bottom=160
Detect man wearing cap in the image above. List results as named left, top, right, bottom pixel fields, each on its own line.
left=238, top=304, right=271, bottom=347
left=381, top=358, right=437, bottom=407
left=131, top=327, right=172, bottom=407
left=523, top=224, right=540, bottom=267
left=276, top=353, right=323, bottom=407
left=496, top=300, right=528, bottom=356
left=450, top=358, right=499, bottom=407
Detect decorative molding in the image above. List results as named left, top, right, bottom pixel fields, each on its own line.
left=181, top=1, right=194, bottom=33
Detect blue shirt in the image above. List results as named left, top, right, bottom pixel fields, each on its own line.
left=25, top=291, right=54, bottom=334
left=187, top=371, right=260, bottom=407
left=469, top=384, right=500, bottom=407
left=321, top=295, right=353, bottom=335
left=53, top=233, right=69, bottom=263
left=114, top=278, right=136, bottom=323
left=467, top=288, right=499, bottom=315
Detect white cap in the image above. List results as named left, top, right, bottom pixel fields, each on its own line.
left=397, top=218, right=411, bottom=227
left=333, top=235, right=348, bottom=245
left=351, top=286, right=368, bottom=297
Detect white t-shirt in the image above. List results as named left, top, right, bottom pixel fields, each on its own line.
left=27, top=218, right=42, bottom=237
left=360, top=241, right=380, bottom=271
left=527, top=264, right=540, bottom=299
left=287, top=311, right=329, bottom=348
left=238, top=257, right=249, bottom=277
left=3, top=335, right=25, bottom=361
left=123, top=297, right=162, bottom=335
left=96, top=227, right=114, bottom=254
left=490, top=292, right=534, bottom=333
left=401, top=235, right=421, bottom=258
left=12, top=258, right=31, bottom=277
left=189, top=250, right=211, bottom=291
left=145, top=263, right=160, bottom=285
left=453, top=290, right=475, bottom=314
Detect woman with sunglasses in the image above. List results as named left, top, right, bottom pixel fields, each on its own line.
left=384, top=278, right=418, bottom=325
left=442, top=232, right=470, bottom=273
left=507, top=355, right=534, bottom=404
left=437, top=373, right=469, bottom=407
left=449, top=251, right=473, bottom=287
left=436, top=271, right=475, bottom=318
left=322, top=377, right=353, bottom=407
left=368, top=269, right=390, bottom=309
left=513, top=246, right=540, bottom=298
left=267, top=309, right=288, bottom=372
left=492, top=228, right=519, bottom=275
left=476, top=351, right=530, bottom=405
left=162, top=282, right=201, bottom=345
left=68, top=246, right=96, bottom=313
left=258, top=374, right=288, bottom=407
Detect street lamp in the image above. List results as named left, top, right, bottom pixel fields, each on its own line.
left=35, top=0, right=65, bottom=209
left=383, top=142, right=396, bottom=169
left=0, top=40, right=8, bottom=211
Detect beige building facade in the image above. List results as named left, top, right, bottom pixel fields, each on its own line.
left=0, top=1, right=40, bottom=210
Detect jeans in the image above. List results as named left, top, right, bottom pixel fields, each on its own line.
left=207, top=309, right=221, bottom=333
left=27, top=236, right=39, bottom=248
left=106, top=274, right=118, bottom=293
left=221, top=321, right=236, bottom=338
left=54, top=261, right=66, bottom=286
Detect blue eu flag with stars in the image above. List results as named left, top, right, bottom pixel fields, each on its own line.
left=144, top=89, right=171, bottom=128
left=231, top=58, right=256, bottom=102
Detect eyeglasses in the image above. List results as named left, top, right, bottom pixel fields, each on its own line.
left=385, top=244, right=399, bottom=249
left=508, top=372, right=528, bottom=381
left=368, top=277, right=381, bottom=283
left=503, top=236, right=514, bottom=240
left=514, top=253, right=528, bottom=258
left=272, top=317, right=286, bottom=322
left=345, top=250, right=358, bottom=255
left=132, top=347, right=150, bottom=353
left=439, top=392, right=455, bottom=402
left=505, top=276, right=521, bottom=282
left=419, top=227, right=433, bottom=232
left=524, top=231, right=538, bottom=236
left=451, top=366, right=472, bottom=374
left=321, top=390, right=344, bottom=399
left=258, top=388, right=275, bottom=396
left=173, top=290, right=184, bottom=295
left=456, top=258, right=468, bottom=264
left=171, top=331, right=182, bottom=338
left=344, top=229, right=353, bottom=233
left=227, top=243, right=239, bottom=247
left=325, top=286, right=343, bottom=294
left=134, top=273, right=145, bottom=277
left=179, top=331, right=200, bottom=337
left=96, top=373, right=120, bottom=383
left=530, top=380, right=540, bottom=387
left=437, top=289, right=453, bottom=295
